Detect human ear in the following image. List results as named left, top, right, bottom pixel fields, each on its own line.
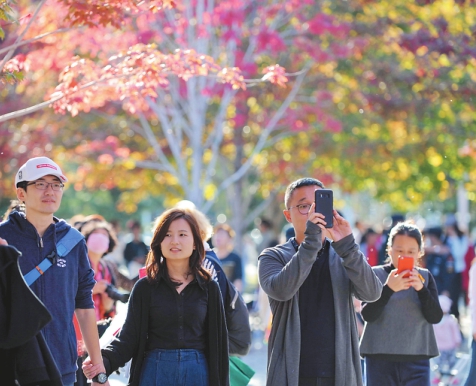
left=16, top=188, right=26, bottom=202
left=283, top=209, right=292, bottom=223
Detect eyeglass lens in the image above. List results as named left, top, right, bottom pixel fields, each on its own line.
left=29, top=181, right=64, bottom=191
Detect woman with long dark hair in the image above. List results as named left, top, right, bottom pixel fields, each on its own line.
left=83, top=208, right=229, bottom=386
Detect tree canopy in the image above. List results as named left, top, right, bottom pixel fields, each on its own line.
left=1, top=0, right=475, bottom=229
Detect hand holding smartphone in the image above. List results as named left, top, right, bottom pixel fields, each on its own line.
left=314, top=189, right=333, bottom=228
left=397, top=256, right=414, bottom=278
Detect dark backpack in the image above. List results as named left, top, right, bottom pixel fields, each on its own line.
left=224, top=275, right=252, bottom=356
left=205, top=251, right=252, bottom=356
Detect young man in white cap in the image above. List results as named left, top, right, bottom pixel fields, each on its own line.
left=0, top=157, right=110, bottom=386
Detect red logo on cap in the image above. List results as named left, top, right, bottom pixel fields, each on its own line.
left=36, top=164, right=58, bottom=170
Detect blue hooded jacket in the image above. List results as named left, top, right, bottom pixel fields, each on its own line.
left=0, top=211, right=95, bottom=384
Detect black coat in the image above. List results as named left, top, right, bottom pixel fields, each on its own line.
left=102, top=276, right=229, bottom=386
left=0, top=245, right=63, bottom=385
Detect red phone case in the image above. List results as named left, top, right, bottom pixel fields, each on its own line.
left=397, top=256, right=414, bottom=277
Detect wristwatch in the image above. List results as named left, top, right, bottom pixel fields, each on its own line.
left=92, top=372, right=108, bottom=384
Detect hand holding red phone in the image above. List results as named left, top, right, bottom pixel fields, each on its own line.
left=386, top=268, right=412, bottom=292
left=407, top=270, right=424, bottom=291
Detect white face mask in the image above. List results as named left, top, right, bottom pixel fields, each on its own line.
left=87, top=232, right=110, bottom=255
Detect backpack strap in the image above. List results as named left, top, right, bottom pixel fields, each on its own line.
left=56, top=227, right=83, bottom=257
left=23, top=255, right=56, bottom=286
left=23, top=227, right=84, bottom=286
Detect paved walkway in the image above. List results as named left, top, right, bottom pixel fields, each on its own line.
left=107, top=329, right=268, bottom=385
left=104, top=305, right=473, bottom=386
left=241, top=330, right=268, bottom=386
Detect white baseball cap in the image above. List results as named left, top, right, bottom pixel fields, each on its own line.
left=15, top=157, right=68, bottom=187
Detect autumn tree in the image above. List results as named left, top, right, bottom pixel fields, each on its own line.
left=2, top=0, right=476, bottom=240
left=330, top=0, right=476, bottom=214
left=1, top=0, right=357, bottom=250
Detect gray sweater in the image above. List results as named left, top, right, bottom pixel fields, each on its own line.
left=360, top=267, right=440, bottom=358
left=258, top=221, right=382, bottom=386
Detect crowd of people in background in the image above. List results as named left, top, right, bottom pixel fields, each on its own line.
left=2, top=157, right=476, bottom=386
left=69, top=206, right=476, bottom=386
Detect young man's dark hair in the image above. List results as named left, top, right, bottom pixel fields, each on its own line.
left=284, top=177, right=324, bottom=209
left=16, top=181, right=28, bottom=191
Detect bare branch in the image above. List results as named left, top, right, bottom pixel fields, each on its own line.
left=202, top=89, right=235, bottom=188
left=243, top=190, right=278, bottom=228
left=162, top=89, right=191, bottom=138
left=0, top=95, right=61, bottom=123
left=0, top=27, right=74, bottom=56
left=0, top=0, right=48, bottom=73
left=145, top=96, right=189, bottom=185
left=137, top=112, right=177, bottom=176
left=133, top=160, right=170, bottom=171
left=202, top=64, right=310, bottom=212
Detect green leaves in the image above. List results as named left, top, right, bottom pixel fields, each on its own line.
left=0, top=1, right=16, bottom=33
left=0, top=69, right=23, bottom=83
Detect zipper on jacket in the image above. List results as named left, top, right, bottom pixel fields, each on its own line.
left=38, top=235, right=43, bottom=253
left=230, top=290, right=239, bottom=309
left=38, top=234, right=44, bottom=263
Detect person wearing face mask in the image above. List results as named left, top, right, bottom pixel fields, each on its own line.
left=74, top=220, right=129, bottom=386
left=80, top=220, right=123, bottom=321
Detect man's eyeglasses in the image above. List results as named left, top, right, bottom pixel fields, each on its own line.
left=287, top=203, right=312, bottom=215
left=27, top=181, right=65, bottom=191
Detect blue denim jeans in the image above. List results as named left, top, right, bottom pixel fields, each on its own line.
left=365, top=357, right=430, bottom=386
left=464, top=339, right=476, bottom=386
left=139, top=349, right=209, bottom=386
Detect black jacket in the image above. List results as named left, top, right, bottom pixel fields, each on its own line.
left=102, top=276, right=229, bottom=386
left=0, top=245, right=62, bottom=385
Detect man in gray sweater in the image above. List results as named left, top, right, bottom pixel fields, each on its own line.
left=258, top=178, right=382, bottom=386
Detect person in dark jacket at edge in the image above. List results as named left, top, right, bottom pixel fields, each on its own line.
left=0, top=243, right=62, bottom=385
left=0, top=157, right=107, bottom=386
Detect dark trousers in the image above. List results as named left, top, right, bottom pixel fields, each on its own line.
left=366, top=357, right=430, bottom=386
left=464, top=339, right=476, bottom=386
left=74, top=356, right=88, bottom=386
left=299, top=377, right=335, bottom=386
left=449, top=272, right=463, bottom=319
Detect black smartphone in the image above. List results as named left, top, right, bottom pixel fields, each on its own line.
left=314, top=189, right=333, bottom=228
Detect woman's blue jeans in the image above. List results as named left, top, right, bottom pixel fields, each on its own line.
left=139, top=349, right=209, bottom=386
left=365, top=356, right=430, bottom=386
